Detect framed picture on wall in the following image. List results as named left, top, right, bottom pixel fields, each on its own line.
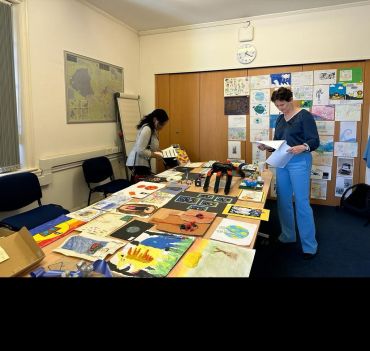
left=64, top=51, right=123, bottom=123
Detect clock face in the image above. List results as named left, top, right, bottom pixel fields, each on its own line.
left=237, top=43, right=257, bottom=64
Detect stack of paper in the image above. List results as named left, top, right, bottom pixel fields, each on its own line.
left=252, top=140, right=293, bottom=168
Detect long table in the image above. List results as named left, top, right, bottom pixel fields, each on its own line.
left=23, top=168, right=272, bottom=277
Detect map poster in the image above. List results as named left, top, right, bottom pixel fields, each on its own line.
left=64, top=51, right=123, bottom=123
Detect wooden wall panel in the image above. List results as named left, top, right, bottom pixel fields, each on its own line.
left=155, top=74, right=170, bottom=173
left=199, top=69, right=247, bottom=162
left=360, top=61, right=370, bottom=182
left=169, top=73, right=200, bottom=162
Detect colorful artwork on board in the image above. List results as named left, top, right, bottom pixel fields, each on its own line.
left=108, top=231, right=194, bottom=277
left=222, top=204, right=270, bottom=221
left=30, top=214, right=85, bottom=248
left=210, top=218, right=258, bottom=246
left=224, top=96, right=249, bottom=115
left=270, top=73, right=291, bottom=87
left=170, top=239, right=256, bottom=277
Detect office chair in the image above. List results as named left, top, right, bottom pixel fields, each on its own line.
left=0, top=172, right=69, bottom=231
left=82, top=156, right=131, bottom=205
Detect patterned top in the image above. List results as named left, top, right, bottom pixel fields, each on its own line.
left=126, top=125, right=160, bottom=167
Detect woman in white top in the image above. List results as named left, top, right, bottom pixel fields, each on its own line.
left=126, top=109, right=169, bottom=180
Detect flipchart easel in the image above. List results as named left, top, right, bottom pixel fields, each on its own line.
left=114, top=92, right=142, bottom=180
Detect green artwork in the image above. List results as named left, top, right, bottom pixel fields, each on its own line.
left=338, top=67, right=363, bottom=84
left=64, top=51, right=123, bottom=123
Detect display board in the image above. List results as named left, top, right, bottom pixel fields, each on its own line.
left=155, top=60, right=369, bottom=206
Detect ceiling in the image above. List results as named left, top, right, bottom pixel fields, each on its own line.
left=83, top=0, right=364, bottom=32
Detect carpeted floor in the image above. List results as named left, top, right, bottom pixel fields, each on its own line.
left=250, top=199, right=370, bottom=277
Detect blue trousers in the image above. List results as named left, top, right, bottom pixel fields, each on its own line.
left=276, top=152, right=318, bottom=254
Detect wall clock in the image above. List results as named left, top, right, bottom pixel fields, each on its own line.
left=237, top=43, right=257, bottom=64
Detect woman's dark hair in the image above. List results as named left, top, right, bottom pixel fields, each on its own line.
left=137, top=109, right=169, bottom=130
left=271, top=87, right=293, bottom=102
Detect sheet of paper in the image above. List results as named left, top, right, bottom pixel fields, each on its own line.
left=161, top=146, right=178, bottom=158
left=0, top=246, right=10, bottom=263
left=228, top=115, right=246, bottom=140
left=185, top=162, right=204, bottom=168
left=250, top=89, right=270, bottom=104
left=228, top=140, right=241, bottom=159
left=291, top=71, right=313, bottom=86
left=224, top=77, right=249, bottom=97
left=335, top=176, right=353, bottom=197
left=250, top=75, right=270, bottom=90
left=252, top=139, right=285, bottom=150
left=77, top=212, right=132, bottom=237
left=310, top=180, right=327, bottom=200
left=265, top=141, right=293, bottom=168
left=210, top=218, right=258, bottom=246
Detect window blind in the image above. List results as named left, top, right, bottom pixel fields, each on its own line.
left=0, top=2, right=20, bottom=173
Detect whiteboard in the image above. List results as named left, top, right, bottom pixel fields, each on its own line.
left=116, top=93, right=141, bottom=160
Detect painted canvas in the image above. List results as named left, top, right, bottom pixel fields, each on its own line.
left=210, top=218, right=258, bottom=246
left=53, top=233, right=125, bottom=261
left=108, top=231, right=194, bottom=277
left=170, top=239, right=256, bottom=277
left=30, top=215, right=86, bottom=248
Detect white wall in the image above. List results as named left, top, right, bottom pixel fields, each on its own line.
left=139, top=3, right=370, bottom=183
left=16, top=0, right=140, bottom=212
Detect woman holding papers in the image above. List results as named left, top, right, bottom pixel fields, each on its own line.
left=126, top=109, right=169, bottom=181
left=258, top=87, right=320, bottom=259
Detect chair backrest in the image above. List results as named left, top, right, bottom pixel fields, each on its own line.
left=340, top=183, right=370, bottom=217
left=0, top=172, right=42, bottom=211
left=82, top=156, right=114, bottom=184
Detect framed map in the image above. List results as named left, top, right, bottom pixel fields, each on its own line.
left=64, top=51, right=123, bottom=123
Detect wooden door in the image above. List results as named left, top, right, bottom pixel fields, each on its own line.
left=155, top=74, right=170, bottom=172
left=169, top=73, right=200, bottom=161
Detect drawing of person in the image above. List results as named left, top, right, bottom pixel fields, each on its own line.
left=315, top=88, right=323, bottom=101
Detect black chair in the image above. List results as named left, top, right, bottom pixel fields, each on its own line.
left=82, top=156, right=131, bottom=205
left=339, top=183, right=370, bottom=226
left=0, top=172, right=69, bottom=231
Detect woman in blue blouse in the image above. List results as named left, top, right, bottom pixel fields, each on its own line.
left=259, top=87, right=320, bottom=259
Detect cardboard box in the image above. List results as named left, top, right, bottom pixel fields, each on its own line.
left=0, top=227, right=45, bottom=277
